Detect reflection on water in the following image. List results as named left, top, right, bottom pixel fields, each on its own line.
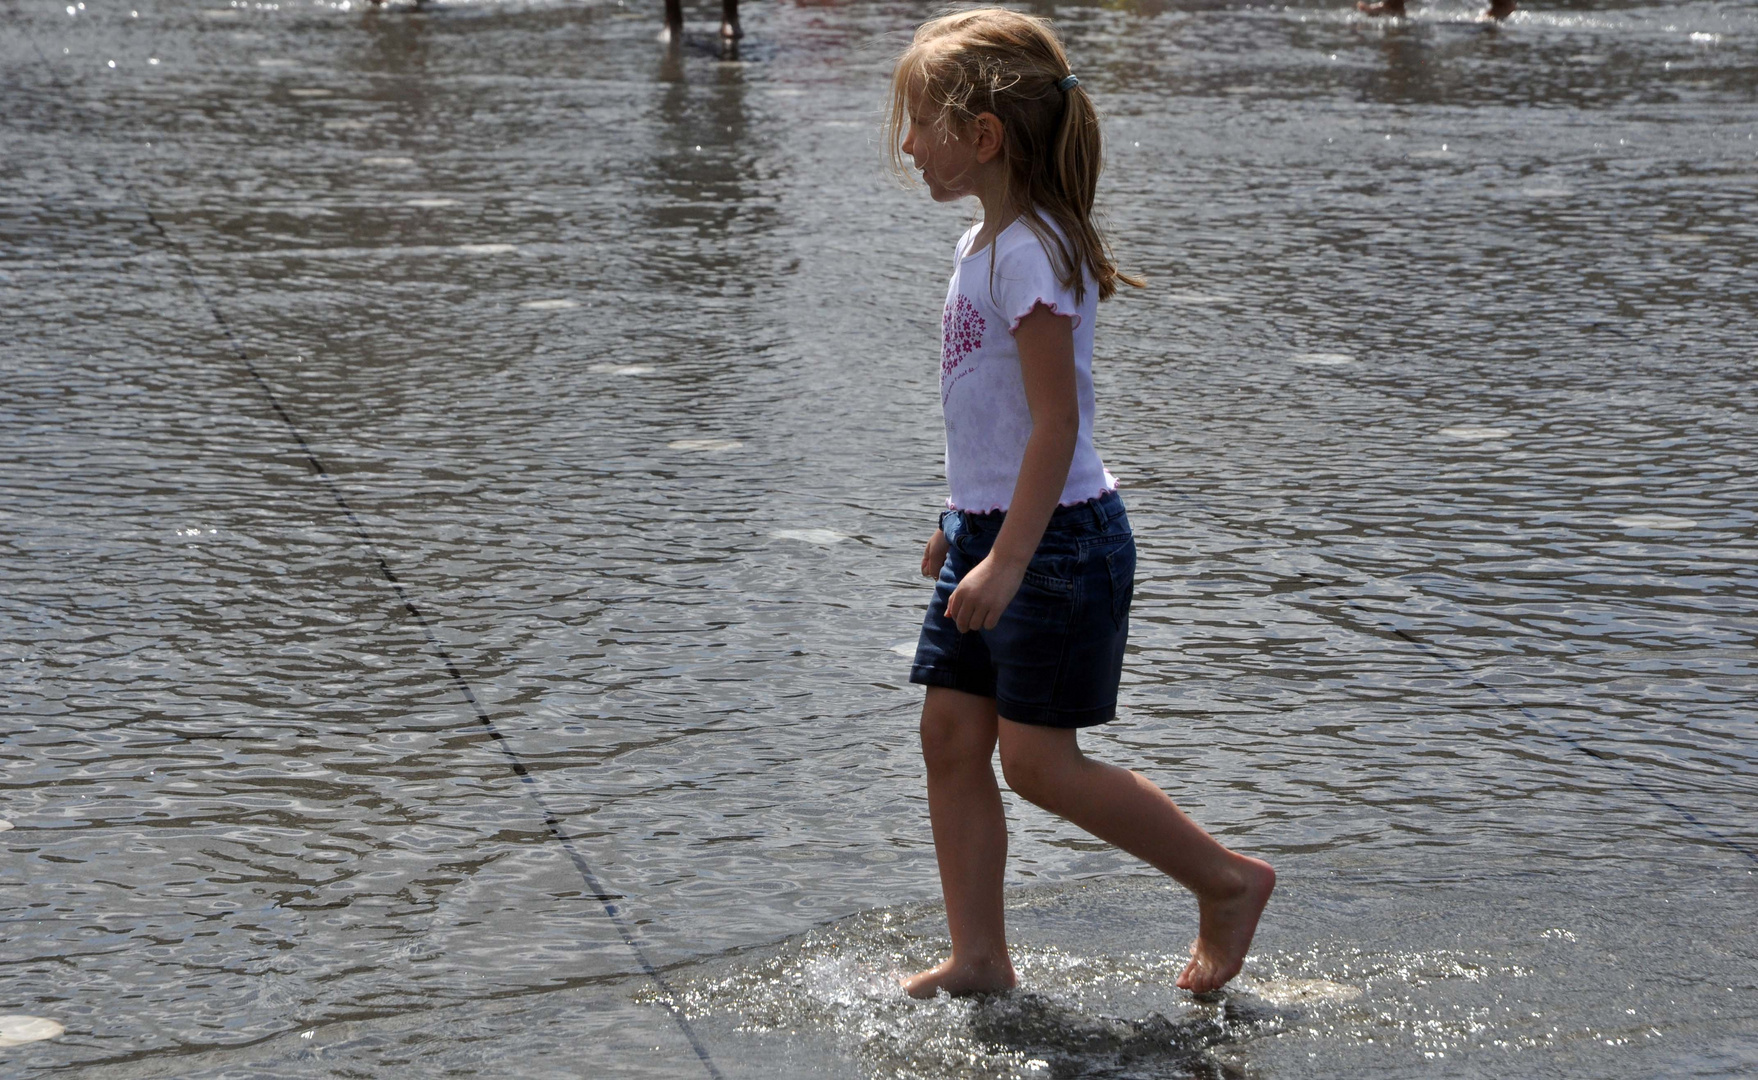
left=2, top=0, right=1755, bottom=1076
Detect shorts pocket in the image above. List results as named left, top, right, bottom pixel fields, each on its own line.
left=1020, top=544, right=1077, bottom=596
left=1021, top=567, right=1075, bottom=595
left=1104, top=537, right=1136, bottom=627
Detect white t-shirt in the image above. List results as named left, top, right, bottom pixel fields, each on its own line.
left=939, top=216, right=1117, bottom=512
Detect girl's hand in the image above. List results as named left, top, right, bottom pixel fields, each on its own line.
left=922, top=529, right=950, bottom=579
left=945, top=555, right=1026, bottom=633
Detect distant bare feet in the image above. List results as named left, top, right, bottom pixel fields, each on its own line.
left=1484, top=0, right=1515, bottom=19
left=1177, top=857, right=1276, bottom=994
left=901, top=956, right=1016, bottom=999
left=1356, top=0, right=1406, bottom=15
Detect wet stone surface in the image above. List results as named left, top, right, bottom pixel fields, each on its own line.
left=2, top=0, right=1756, bottom=1076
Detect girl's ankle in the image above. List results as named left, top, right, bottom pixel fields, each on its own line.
left=950, top=951, right=1013, bottom=972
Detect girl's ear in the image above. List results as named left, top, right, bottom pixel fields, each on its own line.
left=971, top=112, right=1005, bottom=163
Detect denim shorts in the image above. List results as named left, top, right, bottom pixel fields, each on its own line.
left=909, top=490, right=1135, bottom=728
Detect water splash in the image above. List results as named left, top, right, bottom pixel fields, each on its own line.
left=658, top=908, right=1287, bottom=1080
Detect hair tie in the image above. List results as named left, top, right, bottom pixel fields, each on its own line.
left=1057, top=73, right=1079, bottom=91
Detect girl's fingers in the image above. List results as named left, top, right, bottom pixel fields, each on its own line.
left=949, top=594, right=977, bottom=634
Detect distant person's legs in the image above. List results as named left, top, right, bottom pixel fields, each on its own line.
left=664, top=0, right=740, bottom=42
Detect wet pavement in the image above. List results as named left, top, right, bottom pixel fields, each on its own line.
left=2, top=0, right=1756, bottom=1076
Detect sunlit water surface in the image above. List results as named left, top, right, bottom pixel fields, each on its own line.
left=2, top=0, right=1755, bottom=1076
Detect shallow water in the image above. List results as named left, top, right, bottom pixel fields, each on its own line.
left=2, top=0, right=1755, bottom=1076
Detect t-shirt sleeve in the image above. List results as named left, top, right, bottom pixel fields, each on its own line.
left=992, top=232, right=1083, bottom=333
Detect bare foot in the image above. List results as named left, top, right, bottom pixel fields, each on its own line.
left=1355, top=0, right=1407, bottom=15
left=1483, top=0, right=1515, bottom=20
left=901, top=956, right=1016, bottom=999
left=1177, top=856, right=1276, bottom=994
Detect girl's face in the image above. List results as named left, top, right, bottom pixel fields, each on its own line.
left=902, top=106, right=981, bottom=203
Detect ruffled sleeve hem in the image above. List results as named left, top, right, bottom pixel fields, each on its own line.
left=1007, top=298, right=1083, bottom=334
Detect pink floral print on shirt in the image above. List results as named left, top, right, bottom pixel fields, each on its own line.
left=941, top=294, right=985, bottom=401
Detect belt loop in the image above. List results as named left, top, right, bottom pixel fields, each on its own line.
left=1089, top=497, right=1105, bottom=532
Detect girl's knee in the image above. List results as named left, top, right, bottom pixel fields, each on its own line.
left=920, top=723, right=993, bottom=775
left=997, top=739, right=1072, bottom=811
left=919, top=696, right=997, bottom=773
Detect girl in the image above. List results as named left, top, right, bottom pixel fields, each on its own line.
left=890, top=8, right=1275, bottom=999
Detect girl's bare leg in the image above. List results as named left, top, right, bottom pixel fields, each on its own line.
left=996, top=719, right=1275, bottom=994
left=902, top=687, right=1017, bottom=998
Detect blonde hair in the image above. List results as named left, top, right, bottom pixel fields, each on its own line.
left=887, top=7, right=1141, bottom=303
